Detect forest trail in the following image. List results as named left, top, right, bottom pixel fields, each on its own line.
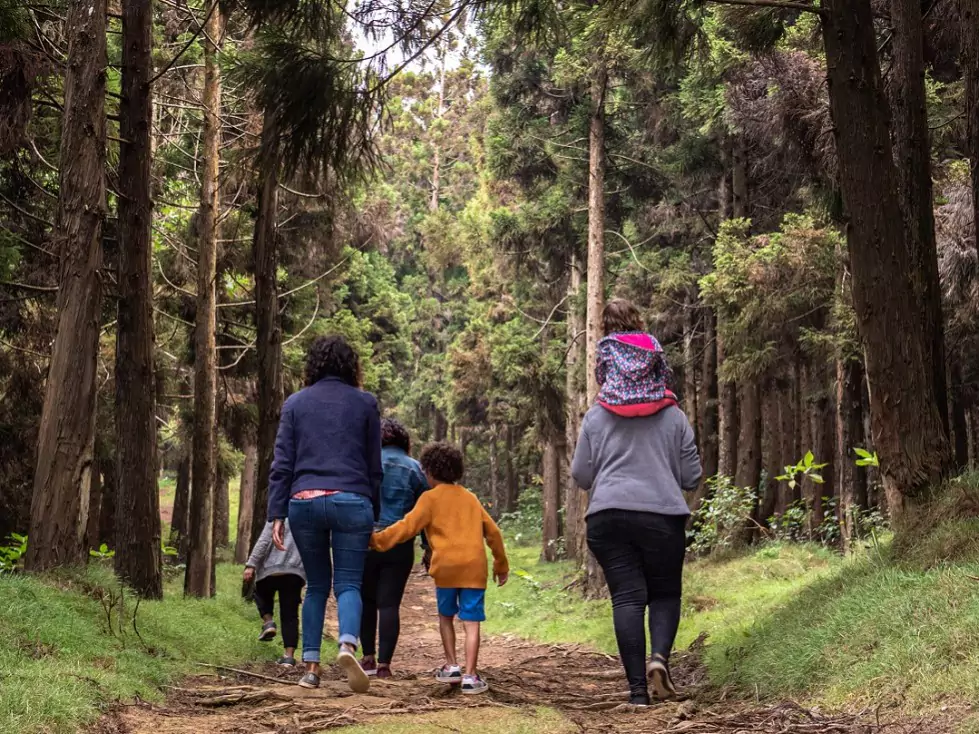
left=93, top=570, right=942, bottom=734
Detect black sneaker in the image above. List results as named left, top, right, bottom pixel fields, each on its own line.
left=277, top=655, right=296, bottom=668
left=258, top=621, right=277, bottom=642
left=647, top=655, right=677, bottom=700
left=298, top=672, right=320, bottom=689
left=629, top=693, right=651, bottom=707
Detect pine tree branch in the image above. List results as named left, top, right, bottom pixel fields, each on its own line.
left=707, top=0, right=821, bottom=13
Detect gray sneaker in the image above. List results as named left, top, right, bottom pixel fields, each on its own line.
left=647, top=655, right=677, bottom=700
left=258, top=621, right=277, bottom=642
left=461, top=674, right=489, bottom=695
left=277, top=655, right=296, bottom=668
left=435, top=664, right=463, bottom=684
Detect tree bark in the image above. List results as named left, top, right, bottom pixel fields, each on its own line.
left=541, top=435, right=563, bottom=562
left=776, top=372, right=796, bottom=515
left=98, top=453, right=117, bottom=549
left=809, top=367, right=835, bottom=533
left=25, top=0, right=107, bottom=573
left=504, top=424, right=518, bottom=512
left=889, top=0, right=949, bottom=437
left=488, top=427, right=500, bottom=519
left=585, top=65, right=607, bottom=406
left=234, top=440, right=257, bottom=564
left=683, top=291, right=700, bottom=439
left=821, top=0, right=951, bottom=516
left=969, top=408, right=979, bottom=468
left=735, top=380, right=762, bottom=525
left=758, top=381, right=779, bottom=525
left=114, top=0, right=161, bottom=598
left=564, top=254, right=587, bottom=562
left=84, top=456, right=103, bottom=554
left=699, top=309, right=719, bottom=480
left=717, top=336, right=739, bottom=479
left=171, top=453, right=191, bottom=548
left=250, top=113, right=284, bottom=552
left=838, top=357, right=867, bottom=551
left=963, top=0, right=979, bottom=262
left=214, top=465, right=230, bottom=549
left=186, top=2, right=223, bottom=597
left=950, top=356, right=969, bottom=469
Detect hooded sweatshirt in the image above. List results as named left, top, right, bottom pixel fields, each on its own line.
left=572, top=331, right=702, bottom=517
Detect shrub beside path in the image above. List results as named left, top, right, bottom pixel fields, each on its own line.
left=93, top=571, right=952, bottom=734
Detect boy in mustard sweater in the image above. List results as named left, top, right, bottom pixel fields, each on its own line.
left=370, top=442, right=509, bottom=695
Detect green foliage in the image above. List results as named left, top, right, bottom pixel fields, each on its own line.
left=776, top=450, right=827, bottom=491
left=88, top=543, right=116, bottom=560
left=0, top=533, right=26, bottom=574
left=853, top=447, right=879, bottom=468
left=500, top=483, right=544, bottom=545
left=688, top=475, right=757, bottom=555
left=0, top=564, right=295, bottom=734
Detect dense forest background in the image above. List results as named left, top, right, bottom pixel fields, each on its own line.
left=1, top=0, right=978, bottom=598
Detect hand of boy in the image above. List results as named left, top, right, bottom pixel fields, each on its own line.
left=368, top=533, right=380, bottom=551
left=494, top=571, right=509, bottom=587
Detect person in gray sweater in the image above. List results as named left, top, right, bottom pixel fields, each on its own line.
left=571, top=299, right=702, bottom=707
left=244, top=519, right=306, bottom=667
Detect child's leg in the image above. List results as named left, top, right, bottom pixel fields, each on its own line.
left=457, top=589, right=487, bottom=676
left=253, top=577, right=275, bottom=623
left=278, top=575, right=304, bottom=658
left=438, top=615, right=458, bottom=666
left=462, top=621, right=480, bottom=676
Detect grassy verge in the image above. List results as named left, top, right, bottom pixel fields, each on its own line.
left=0, top=562, right=296, bottom=734
left=487, top=531, right=979, bottom=717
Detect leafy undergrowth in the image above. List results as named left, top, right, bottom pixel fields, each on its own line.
left=0, top=562, right=292, bottom=734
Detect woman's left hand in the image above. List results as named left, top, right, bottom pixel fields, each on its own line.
left=272, top=519, right=286, bottom=551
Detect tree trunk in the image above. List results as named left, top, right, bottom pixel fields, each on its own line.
left=250, top=114, right=283, bottom=552
left=234, top=440, right=257, bottom=564
left=758, top=382, right=779, bottom=526
left=98, top=453, right=117, bottom=549
left=717, top=337, right=739, bottom=479
left=434, top=409, right=448, bottom=442
left=84, top=457, right=103, bottom=554
left=488, top=427, right=500, bottom=519
left=683, top=292, right=700, bottom=439
left=735, top=380, right=762, bottom=539
left=114, top=0, right=161, bottom=598
left=585, top=65, right=607, bottom=406
left=809, top=368, right=835, bottom=535
left=504, top=424, right=518, bottom=512
left=171, top=453, right=191, bottom=548
left=964, top=0, right=979, bottom=262
left=776, top=372, right=796, bottom=515
left=214, top=465, right=230, bottom=549
left=541, top=435, right=563, bottom=562
left=821, top=0, right=951, bottom=517
left=699, top=309, right=719, bottom=480
left=889, top=0, right=949, bottom=437
left=950, top=356, right=969, bottom=470
left=838, top=357, right=867, bottom=552
left=25, top=0, right=107, bottom=573
left=186, top=3, right=223, bottom=597
left=564, top=254, right=587, bottom=562
left=970, top=408, right=979, bottom=468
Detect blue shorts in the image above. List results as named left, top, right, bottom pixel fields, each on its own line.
left=436, top=588, right=486, bottom=622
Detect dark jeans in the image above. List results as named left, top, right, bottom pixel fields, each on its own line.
left=289, top=492, right=374, bottom=663
left=360, top=539, right=415, bottom=663
left=587, top=509, right=687, bottom=698
left=254, top=573, right=305, bottom=649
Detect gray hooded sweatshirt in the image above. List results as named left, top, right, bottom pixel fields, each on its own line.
left=571, top=404, right=702, bottom=518
left=246, top=520, right=306, bottom=582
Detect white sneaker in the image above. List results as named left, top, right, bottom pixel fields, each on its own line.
left=435, top=664, right=463, bottom=684
left=337, top=647, right=370, bottom=694
left=461, top=674, right=489, bottom=695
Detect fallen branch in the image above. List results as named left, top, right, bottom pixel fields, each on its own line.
left=196, top=662, right=290, bottom=685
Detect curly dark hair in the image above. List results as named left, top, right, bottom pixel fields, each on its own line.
left=419, top=442, right=465, bottom=485
left=381, top=418, right=411, bottom=453
left=603, top=298, right=644, bottom=335
left=305, top=335, right=361, bottom=387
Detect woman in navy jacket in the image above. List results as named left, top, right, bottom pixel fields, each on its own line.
left=269, top=335, right=382, bottom=692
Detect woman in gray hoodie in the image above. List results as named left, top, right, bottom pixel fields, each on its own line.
left=571, top=299, right=702, bottom=706
left=244, top=519, right=306, bottom=667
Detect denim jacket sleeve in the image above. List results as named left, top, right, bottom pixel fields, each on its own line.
left=267, top=399, right=296, bottom=520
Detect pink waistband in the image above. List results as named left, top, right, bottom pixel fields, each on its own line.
left=293, top=489, right=341, bottom=500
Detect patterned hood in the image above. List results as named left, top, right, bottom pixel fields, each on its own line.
left=596, top=332, right=669, bottom=407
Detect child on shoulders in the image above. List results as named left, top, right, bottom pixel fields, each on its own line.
left=370, top=442, right=508, bottom=695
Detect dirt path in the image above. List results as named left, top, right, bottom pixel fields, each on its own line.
left=97, top=569, right=947, bottom=734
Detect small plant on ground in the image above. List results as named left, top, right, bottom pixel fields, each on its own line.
left=688, top=474, right=757, bottom=555
left=0, top=533, right=27, bottom=574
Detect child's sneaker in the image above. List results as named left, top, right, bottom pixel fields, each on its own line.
left=435, top=664, right=463, bottom=684
left=461, top=674, right=489, bottom=695
left=361, top=657, right=378, bottom=677
left=258, top=621, right=277, bottom=642
left=376, top=665, right=393, bottom=680
left=276, top=655, right=296, bottom=668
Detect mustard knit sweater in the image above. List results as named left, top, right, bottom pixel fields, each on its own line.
left=370, top=483, right=509, bottom=589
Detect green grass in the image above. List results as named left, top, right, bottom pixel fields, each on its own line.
left=0, top=562, right=307, bottom=734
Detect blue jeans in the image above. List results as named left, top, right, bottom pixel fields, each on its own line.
left=288, top=492, right=374, bottom=663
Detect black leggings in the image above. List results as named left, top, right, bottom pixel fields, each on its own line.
left=587, top=510, right=686, bottom=698
left=254, top=574, right=305, bottom=650
left=360, top=540, right=415, bottom=663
